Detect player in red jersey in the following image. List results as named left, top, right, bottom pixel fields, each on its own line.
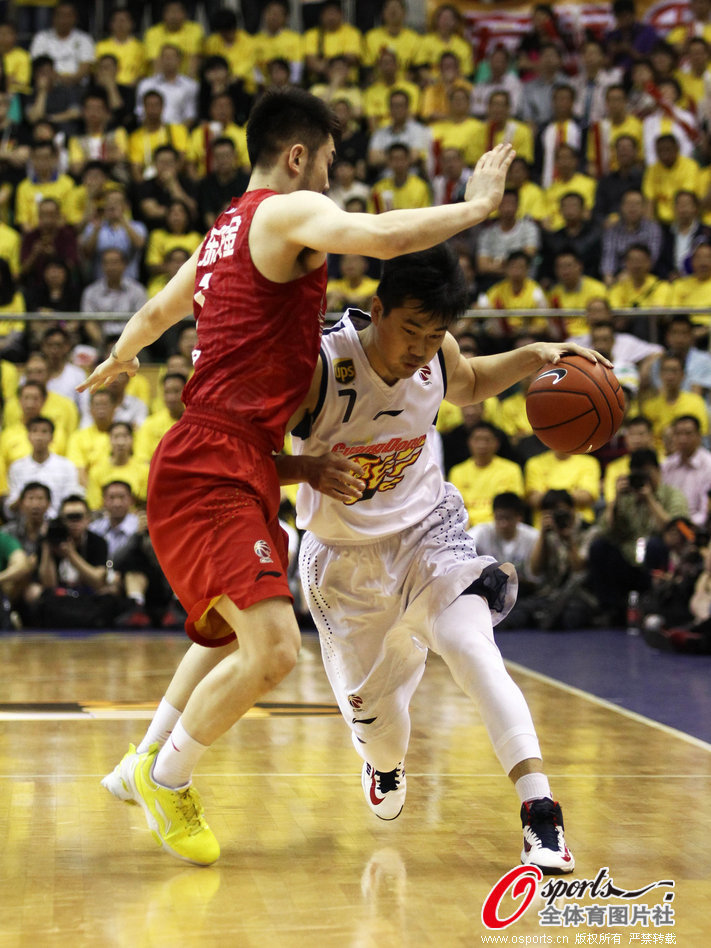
left=79, top=88, right=516, bottom=866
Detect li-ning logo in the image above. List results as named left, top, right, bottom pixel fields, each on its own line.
left=334, top=359, right=356, bottom=384
left=348, top=694, right=363, bottom=709
left=253, top=540, right=273, bottom=564
left=537, top=367, right=568, bottom=385
left=419, top=366, right=432, bottom=385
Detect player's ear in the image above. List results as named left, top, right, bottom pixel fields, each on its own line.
left=288, top=144, right=306, bottom=173
left=370, top=295, right=383, bottom=324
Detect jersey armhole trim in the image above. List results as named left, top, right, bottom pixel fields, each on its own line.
left=291, top=349, right=328, bottom=440
left=437, top=346, right=448, bottom=399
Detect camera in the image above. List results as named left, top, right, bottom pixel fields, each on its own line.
left=46, top=518, right=69, bottom=545
left=628, top=471, right=649, bottom=491
left=552, top=509, right=573, bottom=530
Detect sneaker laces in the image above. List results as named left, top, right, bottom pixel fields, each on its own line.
left=523, top=799, right=563, bottom=851
left=176, top=787, right=208, bottom=836
left=376, top=766, right=402, bottom=794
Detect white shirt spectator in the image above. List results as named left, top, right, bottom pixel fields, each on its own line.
left=468, top=520, right=541, bottom=584
left=471, top=74, right=523, bottom=119
left=567, top=331, right=663, bottom=367
left=7, top=453, right=81, bottom=518
left=135, top=74, right=199, bottom=127
left=90, top=512, right=140, bottom=560
left=368, top=119, right=434, bottom=177
left=79, top=393, right=148, bottom=430
left=80, top=276, right=148, bottom=338
left=47, top=362, right=87, bottom=404
left=30, top=28, right=94, bottom=78
left=661, top=447, right=711, bottom=526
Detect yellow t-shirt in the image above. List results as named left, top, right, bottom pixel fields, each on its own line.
left=0, top=291, right=25, bottom=335
left=362, top=80, right=422, bottom=127
left=480, top=278, right=548, bottom=334
left=3, top=390, right=77, bottom=435
left=448, top=455, right=525, bottom=526
left=134, top=408, right=178, bottom=464
left=608, top=275, right=673, bottom=310
left=643, top=156, right=702, bottom=224
left=420, top=79, right=473, bottom=122
left=0, top=360, right=19, bottom=405
left=435, top=397, right=500, bottom=434
left=362, top=26, right=421, bottom=73
left=86, top=457, right=149, bottom=510
left=676, top=67, right=711, bottom=110
left=429, top=117, right=484, bottom=168
left=146, top=229, right=203, bottom=269
left=414, top=33, right=474, bottom=76
left=2, top=47, right=32, bottom=93
left=370, top=174, right=431, bottom=212
left=67, top=128, right=129, bottom=169
left=468, top=121, right=534, bottom=165
left=0, top=424, right=67, bottom=468
left=547, top=278, right=608, bottom=337
left=94, top=37, right=146, bottom=85
left=14, top=174, right=82, bottom=229
left=203, top=31, right=256, bottom=90
left=128, top=124, right=189, bottom=170
left=586, top=115, right=644, bottom=170
left=544, top=173, right=597, bottom=231
left=516, top=181, right=547, bottom=222
left=496, top=391, right=532, bottom=440
left=524, top=452, right=601, bottom=524
left=186, top=122, right=249, bottom=176
left=670, top=275, right=711, bottom=326
left=303, top=24, right=363, bottom=62
left=641, top=390, right=709, bottom=445
left=603, top=454, right=632, bottom=504
left=126, top=373, right=152, bottom=407
left=326, top=275, right=380, bottom=311
left=252, top=28, right=303, bottom=74
left=144, top=21, right=204, bottom=72
left=66, top=426, right=111, bottom=476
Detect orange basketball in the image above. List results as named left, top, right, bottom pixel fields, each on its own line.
left=525, top=355, right=625, bottom=454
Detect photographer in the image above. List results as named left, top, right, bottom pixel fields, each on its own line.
left=587, top=448, right=689, bottom=624
left=29, top=494, right=120, bottom=628
left=507, top=489, right=596, bottom=630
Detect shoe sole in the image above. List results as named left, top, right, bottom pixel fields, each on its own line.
left=100, top=772, right=138, bottom=805
left=522, top=851, right=575, bottom=874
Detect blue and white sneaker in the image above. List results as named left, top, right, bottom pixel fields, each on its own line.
left=521, top=799, right=575, bottom=874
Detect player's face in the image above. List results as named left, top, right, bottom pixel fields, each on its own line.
left=367, top=297, right=448, bottom=384
left=301, top=137, right=336, bottom=193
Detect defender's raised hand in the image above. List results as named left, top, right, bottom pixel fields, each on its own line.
left=464, top=143, right=516, bottom=218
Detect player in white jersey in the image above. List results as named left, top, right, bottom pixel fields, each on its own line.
left=279, top=245, right=610, bottom=873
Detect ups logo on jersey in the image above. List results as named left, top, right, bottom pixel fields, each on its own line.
left=334, top=359, right=356, bottom=384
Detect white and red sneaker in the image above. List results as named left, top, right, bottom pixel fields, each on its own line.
left=521, top=799, right=575, bottom=874
left=361, top=761, right=406, bottom=820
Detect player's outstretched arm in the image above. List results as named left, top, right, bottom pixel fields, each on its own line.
left=267, top=144, right=515, bottom=261
left=445, top=338, right=613, bottom=407
left=77, top=244, right=202, bottom=394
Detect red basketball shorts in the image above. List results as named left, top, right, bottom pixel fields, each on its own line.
left=146, top=412, right=292, bottom=647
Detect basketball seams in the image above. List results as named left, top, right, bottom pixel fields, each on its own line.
left=563, top=358, right=616, bottom=441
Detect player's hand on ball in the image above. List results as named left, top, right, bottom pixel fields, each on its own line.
left=305, top=453, right=366, bottom=502
left=528, top=342, right=613, bottom=368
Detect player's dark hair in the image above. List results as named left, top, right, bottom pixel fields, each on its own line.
left=493, top=492, right=525, bottom=516
left=377, top=244, right=467, bottom=327
left=246, top=89, right=340, bottom=169
left=629, top=448, right=659, bottom=470
left=20, top=481, right=52, bottom=502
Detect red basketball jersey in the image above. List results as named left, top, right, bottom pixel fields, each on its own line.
left=183, top=188, right=328, bottom=451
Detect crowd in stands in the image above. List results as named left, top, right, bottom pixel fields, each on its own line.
left=3, top=0, right=711, bottom=649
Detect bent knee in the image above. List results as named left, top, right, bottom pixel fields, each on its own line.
left=260, top=637, right=300, bottom=688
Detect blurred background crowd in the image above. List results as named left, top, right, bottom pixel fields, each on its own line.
left=2, top=0, right=711, bottom=651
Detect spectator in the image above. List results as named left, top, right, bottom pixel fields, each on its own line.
left=23, top=257, right=80, bottom=315
left=196, top=53, right=253, bottom=129
left=86, top=421, right=148, bottom=511
left=0, top=87, right=31, bottom=213
left=513, top=489, right=595, bottom=631
left=470, top=90, right=533, bottom=168
left=310, top=54, right=363, bottom=116
left=667, top=0, right=711, bottom=53
left=134, top=372, right=187, bottom=464
left=0, top=260, right=25, bottom=356
left=539, top=85, right=582, bottom=189
left=0, top=20, right=31, bottom=95
left=186, top=93, right=249, bottom=183
left=604, top=0, right=659, bottom=71
left=505, top=156, right=546, bottom=223
left=71, top=161, right=115, bottom=233
left=677, top=37, right=711, bottom=112
left=326, top=156, right=370, bottom=211
left=14, top=142, right=80, bottom=232
left=67, top=89, right=129, bottom=181
left=66, top=389, right=115, bottom=486
left=30, top=494, right=116, bottom=629
left=603, top=414, right=656, bottom=504
left=642, top=77, right=698, bottom=163
left=4, top=481, right=51, bottom=559
left=19, top=197, right=79, bottom=285
left=1, top=382, right=67, bottom=468
left=516, top=4, right=572, bottom=80
left=146, top=246, right=190, bottom=299
left=525, top=447, right=600, bottom=527
left=429, top=85, right=483, bottom=169
left=0, top=522, right=31, bottom=629
left=89, top=479, right=141, bottom=560
left=362, top=0, right=419, bottom=82
left=542, top=145, right=596, bottom=231
left=600, top=190, right=663, bottom=283
left=80, top=187, right=147, bottom=282
left=607, top=244, right=672, bottom=316
left=80, top=248, right=148, bottom=341
left=6, top=416, right=80, bottom=517
left=203, top=8, right=256, bottom=94
left=477, top=252, right=549, bottom=339
left=93, top=6, right=145, bottom=87
left=571, top=38, right=622, bottom=130
left=103, top=373, right=149, bottom=431
left=642, top=133, right=701, bottom=225
left=471, top=46, right=522, bottom=119
left=367, top=88, right=433, bottom=177
left=660, top=190, right=711, bottom=281
left=448, top=421, right=525, bottom=527
left=648, top=315, right=711, bottom=395
left=547, top=251, right=607, bottom=337
left=627, top=58, right=659, bottom=119
left=540, top=192, right=602, bottom=285
left=670, top=241, right=711, bottom=334
left=196, top=137, right=250, bottom=230
left=136, top=43, right=198, bottom=128
left=370, top=143, right=431, bottom=212
left=567, top=299, right=663, bottom=379
left=468, top=491, right=539, bottom=596
left=431, top=147, right=470, bottom=206
left=588, top=448, right=688, bottom=624
left=326, top=255, right=379, bottom=312
left=127, top=91, right=189, bottom=183
left=40, top=326, right=85, bottom=404
left=592, top=135, right=645, bottom=224
left=29, top=2, right=94, bottom=86
left=587, top=86, right=644, bottom=179
left=414, top=3, right=474, bottom=78
left=660, top=415, right=711, bottom=526
left=135, top=143, right=197, bottom=229
left=90, top=53, right=136, bottom=132
left=475, top=190, right=539, bottom=290
left=145, top=200, right=201, bottom=280
left=143, top=0, right=204, bottom=77
left=519, top=43, right=567, bottom=129
left=362, top=46, right=420, bottom=132
left=303, top=0, right=362, bottom=85
left=641, top=352, right=709, bottom=449
left=419, top=50, right=472, bottom=124
left=253, top=1, right=304, bottom=85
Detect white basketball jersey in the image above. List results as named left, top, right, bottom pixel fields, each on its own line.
left=293, top=310, right=447, bottom=543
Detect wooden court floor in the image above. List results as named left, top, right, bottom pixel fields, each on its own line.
left=0, top=631, right=709, bottom=947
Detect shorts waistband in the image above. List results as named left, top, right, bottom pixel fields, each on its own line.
left=181, top=406, right=276, bottom=454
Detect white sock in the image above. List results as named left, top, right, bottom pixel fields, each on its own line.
left=152, top=718, right=208, bottom=789
left=136, top=698, right=181, bottom=754
left=128, top=592, right=145, bottom=606
left=515, top=772, right=552, bottom=804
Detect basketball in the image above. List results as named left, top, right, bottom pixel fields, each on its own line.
left=525, top=355, right=625, bottom=454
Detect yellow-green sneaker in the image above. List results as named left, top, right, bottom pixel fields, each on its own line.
left=129, top=746, right=220, bottom=867
left=101, top=744, right=138, bottom=804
